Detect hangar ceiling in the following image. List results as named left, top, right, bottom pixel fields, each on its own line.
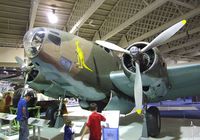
left=0, top=0, right=200, bottom=63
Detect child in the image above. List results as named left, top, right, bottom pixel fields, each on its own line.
left=64, top=120, right=74, bottom=140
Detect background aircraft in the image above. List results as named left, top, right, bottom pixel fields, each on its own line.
left=15, top=19, right=200, bottom=137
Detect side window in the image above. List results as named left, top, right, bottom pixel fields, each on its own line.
left=60, top=56, right=72, bottom=72
left=48, top=34, right=61, bottom=46
left=104, top=47, right=110, bottom=53
left=96, top=43, right=110, bottom=53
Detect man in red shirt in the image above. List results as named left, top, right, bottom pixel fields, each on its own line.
left=81, top=103, right=106, bottom=140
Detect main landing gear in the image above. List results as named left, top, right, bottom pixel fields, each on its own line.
left=140, top=106, right=161, bottom=139
left=46, top=98, right=66, bottom=128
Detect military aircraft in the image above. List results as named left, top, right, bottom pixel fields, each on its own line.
left=15, top=19, right=200, bottom=137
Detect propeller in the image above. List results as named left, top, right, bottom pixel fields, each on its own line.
left=15, top=56, right=27, bottom=69
left=141, top=20, right=186, bottom=53
left=15, top=56, right=33, bottom=96
left=95, top=20, right=186, bottom=115
left=95, top=40, right=130, bottom=54
left=134, top=61, right=143, bottom=114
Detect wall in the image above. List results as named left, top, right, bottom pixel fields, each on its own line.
left=0, top=47, right=24, bottom=67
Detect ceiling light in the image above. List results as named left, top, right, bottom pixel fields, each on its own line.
left=47, top=9, right=58, bottom=24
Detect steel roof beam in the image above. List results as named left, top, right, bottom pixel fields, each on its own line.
left=69, top=0, right=105, bottom=34
left=162, top=38, right=200, bottom=53
left=165, top=54, right=198, bottom=61
left=170, top=0, right=195, bottom=9
left=171, top=45, right=200, bottom=55
left=128, top=6, right=200, bottom=46
left=182, top=44, right=200, bottom=57
left=186, top=51, right=200, bottom=57
left=101, top=0, right=167, bottom=40
left=184, top=48, right=200, bottom=56
left=164, top=26, right=200, bottom=44
left=142, top=0, right=149, bottom=6
left=29, top=0, right=40, bottom=29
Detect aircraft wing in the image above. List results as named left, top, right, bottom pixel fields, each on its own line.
left=110, top=71, right=134, bottom=97
left=162, top=63, right=200, bottom=101
left=110, top=70, right=163, bottom=98
left=110, top=63, right=200, bottom=103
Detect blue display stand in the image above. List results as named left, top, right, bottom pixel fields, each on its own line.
left=103, top=128, right=119, bottom=140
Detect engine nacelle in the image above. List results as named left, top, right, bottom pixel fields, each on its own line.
left=121, top=42, right=171, bottom=101
left=27, top=69, right=74, bottom=99
left=122, top=42, right=168, bottom=79
left=27, top=69, right=52, bottom=92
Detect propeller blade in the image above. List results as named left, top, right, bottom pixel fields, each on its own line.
left=15, top=56, right=32, bottom=96
left=24, top=73, right=28, bottom=85
left=95, top=40, right=130, bottom=54
left=134, top=61, right=143, bottom=115
left=23, top=73, right=29, bottom=96
left=141, top=20, right=187, bottom=53
left=15, top=56, right=26, bottom=68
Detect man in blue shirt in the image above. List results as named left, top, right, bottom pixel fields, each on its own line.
left=17, top=91, right=33, bottom=140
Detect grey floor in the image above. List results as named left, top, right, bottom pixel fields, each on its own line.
left=28, top=117, right=200, bottom=140
left=1, top=105, right=200, bottom=140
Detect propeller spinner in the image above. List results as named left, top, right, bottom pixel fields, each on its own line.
left=95, top=20, right=186, bottom=115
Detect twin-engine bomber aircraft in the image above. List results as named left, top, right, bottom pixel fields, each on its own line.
left=15, top=20, right=200, bottom=137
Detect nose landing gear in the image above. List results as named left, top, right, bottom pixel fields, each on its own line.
left=46, top=98, right=66, bottom=128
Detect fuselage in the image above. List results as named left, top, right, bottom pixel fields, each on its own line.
left=25, top=27, right=120, bottom=100
left=24, top=27, right=200, bottom=104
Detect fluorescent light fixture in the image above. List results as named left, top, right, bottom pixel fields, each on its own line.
left=47, top=9, right=58, bottom=24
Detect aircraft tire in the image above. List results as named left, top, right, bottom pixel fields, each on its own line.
left=13, top=89, right=22, bottom=108
left=46, top=104, right=59, bottom=127
left=146, top=106, right=161, bottom=137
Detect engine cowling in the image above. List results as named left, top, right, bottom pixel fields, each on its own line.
left=26, top=69, right=52, bottom=93
left=27, top=69, right=72, bottom=99
left=122, top=42, right=167, bottom=79
left=121, top=42, right=171, bottom=101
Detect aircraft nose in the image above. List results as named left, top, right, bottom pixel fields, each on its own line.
left=23, top=27, right=46, bottom=58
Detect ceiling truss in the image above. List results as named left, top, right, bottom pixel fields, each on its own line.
left=0, top=0, right=200, bottom=63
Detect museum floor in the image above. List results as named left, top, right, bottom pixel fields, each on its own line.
left=1, top=100, right=200, bottom=140
left=1, top=116, right=200, bottom=140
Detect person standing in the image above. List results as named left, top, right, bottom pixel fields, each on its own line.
left=16, top=92, right=32, bottom=140
left=5, top=92, right=12, bottom=113
left=64, top=120, right=74, bottom=140
left=81, top=103, right=106, bottom=140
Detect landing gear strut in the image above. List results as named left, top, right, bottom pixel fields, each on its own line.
left=46, top=98, right=65, bottom=128
left=54, top=98, right=64, bottom=128
left=140, top=105, right=148, bottom=139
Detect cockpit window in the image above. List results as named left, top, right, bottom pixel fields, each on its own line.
left=96, top=43, right=111, bottom=53
left=48, top=34, right=61, bottom=46
left=33, top=31, right=45, bottom=42
left=50, top=30, right=60, bottom=36
left=23, top=27, right=45, bottom=58
left=30, top=32, right=45, bottom=56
